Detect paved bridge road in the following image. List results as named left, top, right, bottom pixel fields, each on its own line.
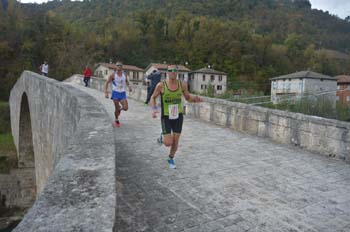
left=68, top=83, right=350, bottom=232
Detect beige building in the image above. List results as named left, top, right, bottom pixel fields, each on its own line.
left=94, top=63, right=145, bottom=85
left=270, top=71, right=337, bottom=104
left=188, top=68, right=227, bottom=94
left=144, top=63, right=191, bottom=82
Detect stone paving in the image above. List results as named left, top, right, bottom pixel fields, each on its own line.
left=69, top=83, right=350, bottom=232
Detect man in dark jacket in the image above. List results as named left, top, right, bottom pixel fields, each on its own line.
left=145, top=69, right=161, bottom=104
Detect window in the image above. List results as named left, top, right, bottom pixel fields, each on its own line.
left=105, top=70, right=108, bottom=75
left=298, top=81, right=303, bottom=90
left=337, top=85, right=340, bottom=90
left=217, top=85, right=222, bottom=90
left=211, top=75, right=215, bottom=81
left=219, top=75, right=223, bottom=81
left=201, top=85, right=204, bottom=90
left=272, top=81, right=277, bottom=90
left=347, top=96, right=350, bottom=102
left=202, top=75, right=206, bottom=81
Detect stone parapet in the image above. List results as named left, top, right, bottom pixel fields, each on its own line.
left=10, top=71, right=116, bottom=232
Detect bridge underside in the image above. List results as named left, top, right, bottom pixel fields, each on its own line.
left=71, top=83, right=350, bottom=232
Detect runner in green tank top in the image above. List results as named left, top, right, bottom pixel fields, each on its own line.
left=150, top=64, right=202, bottom=169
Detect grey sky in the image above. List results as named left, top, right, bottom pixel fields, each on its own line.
left=310, top=0, right=350, bottom=18
left=19, top=0, right=350, bottom=19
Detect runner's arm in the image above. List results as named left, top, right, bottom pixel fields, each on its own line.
left=182, top=82, right=202, bottom=103
left=125, top=76, right=132, bottom=91
left=150, top=83, right=163, bottom=117
left=104, top=74, right=113, bottom=97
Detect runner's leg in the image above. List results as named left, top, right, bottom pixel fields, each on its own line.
left=120, top=99, right=128, bottom=112
left=169, top=133, right=181, bottom=158
left=113, top=100, right=120, bottom=120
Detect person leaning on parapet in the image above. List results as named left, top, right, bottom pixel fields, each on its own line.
left=39, top=61, right=49, bottom=76
left=104, top=61, right=132, bottom=127
left=145, top=69, right=161, bottom=105
left=83, top=65, right=92, bottom=87
left=150, top=64, right=202, bottom=169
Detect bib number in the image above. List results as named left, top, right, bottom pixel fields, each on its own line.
left=169, top=104, right=179, bottom=120
left=117, top=85, right=124, bottom=91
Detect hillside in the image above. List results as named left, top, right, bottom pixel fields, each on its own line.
left=20, top=0, right=350, bottom=52
left=0, top=0, right=349, bottom=100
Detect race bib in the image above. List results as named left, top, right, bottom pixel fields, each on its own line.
left=117, top=85, right=124, bottom=91
left=169, top=104, right=179, bottom=120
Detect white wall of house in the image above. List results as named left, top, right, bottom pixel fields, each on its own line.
left=94, top=66, right=110, bottom=79
left=189, top=73, right=227, bottom=94
left=125, top=70, right=144, bottom=85
left=271, top=79, right=305, bottom=103
left=145, top=65, right=189, bottom=82
left=94, top=65, right=144, bottom=85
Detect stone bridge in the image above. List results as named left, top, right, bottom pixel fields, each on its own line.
left=8, top=71, right=350, bottom=231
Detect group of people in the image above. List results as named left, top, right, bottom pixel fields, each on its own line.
left=104, top=62, right=202, bottom=169
left=40, top=59, right=202, bottom=169
left=39, top=61, right=92, bottom=88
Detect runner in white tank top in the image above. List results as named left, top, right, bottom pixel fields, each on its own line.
left=104, top=61, right=132, bottom=127
left=112, top=72, right=127, bottom=93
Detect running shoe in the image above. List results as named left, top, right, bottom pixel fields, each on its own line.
left=167, top=158, right=176, bottom=169
left=114, top=120, right=121, bottom=127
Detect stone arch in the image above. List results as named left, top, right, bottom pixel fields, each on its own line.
left=17, top=93, right=37, bottom=199
left=18, top=93, right=35, bottom=169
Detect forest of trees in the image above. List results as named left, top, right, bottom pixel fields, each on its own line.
left=1, top=0, right=350, bottom=100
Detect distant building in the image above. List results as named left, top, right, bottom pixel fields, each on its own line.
left=270, top=71, right=337, bottom=104
left=336, top=75, right=350, bottom=106
left=94, top=63, right=144, bottom=85
left=144, top=63, right=191, bottom=82
left=188, top=68, right=227, bottom=94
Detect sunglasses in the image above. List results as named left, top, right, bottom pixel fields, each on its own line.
left=167, top=69, right=178, bottom=72
left=116, top=64, right=123, bottom=67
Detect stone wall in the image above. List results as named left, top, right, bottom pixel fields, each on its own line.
left=10, top=71, right=116, bottom=231
left=0, top=168, right=35, bottom=209
left=69, top=75, right=350, bottom=161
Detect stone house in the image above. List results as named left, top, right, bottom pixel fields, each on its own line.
left=188, top=68, right=227, bottom=94
left=94, top=63, right=145, bottom=85
left=270, top=71, right=337, bottom=104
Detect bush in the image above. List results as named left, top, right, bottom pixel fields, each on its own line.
left=262, top=96, right=350, bottom=121
left=0, top=102, right=11, bottom=134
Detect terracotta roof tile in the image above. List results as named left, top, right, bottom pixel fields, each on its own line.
left=336, top=75, right=350, bottom=83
